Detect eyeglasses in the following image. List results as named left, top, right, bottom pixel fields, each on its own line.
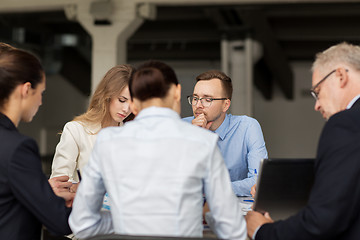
left=187, top=96, right=228, bottom=108
left=310, top=69, right=348, bottom=100
left=310, top=69, right=336, bottom=100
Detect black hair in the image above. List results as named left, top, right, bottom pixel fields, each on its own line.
left=0, top=47, right=44, bottom=107
left=130, top=60, right=178, bottom=101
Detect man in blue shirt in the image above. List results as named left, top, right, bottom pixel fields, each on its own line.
left=183, top=70, right=268, bottom=196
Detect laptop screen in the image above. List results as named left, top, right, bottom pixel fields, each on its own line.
left=253, top=158, right=315, bottom=221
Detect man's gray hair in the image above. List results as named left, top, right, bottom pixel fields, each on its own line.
left=312, top=42, right=360, bottom=73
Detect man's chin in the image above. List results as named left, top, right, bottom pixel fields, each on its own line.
left=323, top=112, right=334, bottom=121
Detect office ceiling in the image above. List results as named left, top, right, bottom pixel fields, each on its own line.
left=1, top=1, right=360, bottom=98
left=130, top=2, right=360, bottom=61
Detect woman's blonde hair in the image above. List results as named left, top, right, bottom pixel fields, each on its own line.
left=74, top=64, right=135, bottom=129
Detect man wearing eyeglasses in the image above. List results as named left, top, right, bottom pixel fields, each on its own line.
left=245, top=42, right=360, bottom=240
left=183, top=70, right=268, bottom=197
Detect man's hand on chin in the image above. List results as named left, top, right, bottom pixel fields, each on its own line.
left=192, top=113, right=213, bottom=129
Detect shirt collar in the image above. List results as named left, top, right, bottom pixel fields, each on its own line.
left=0, top=112, right=17, bottom=131
left=346, top=94, right=360, bottom=109
left=214, top=114, right=229, bottom=140
left=135, top=106, right=180, bottom=120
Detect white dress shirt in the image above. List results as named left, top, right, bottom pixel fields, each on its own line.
left=346, top=94, right=360, bottom=109
left=69, top=107, right=246, bottom=239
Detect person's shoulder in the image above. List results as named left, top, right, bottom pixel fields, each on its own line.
left=178, top=119, right=219, bottom=142
left=2, top=135, right=38, bottom=175
left=320, top=107, right=360, bottom=148
left=229, top=114, right=258, bottom=121
left=64, top=121, right=100, bottom=134
left=179, top=116, right=215, bottom=137
left=0, top=120, right=37, bottom=167
left=327, top=106, right=360, bottom=130
left=63, top=121, right=82, bottom=129
left=318, top=107, right=360, bottom=160
left=228, top=114, right=261, bottom=128
left=16, top=135, right=38, bottom=150
left=61, top=121, right=83, bottom=136
left=7, top=133, right=37, bottom=158
left=96, top=125, right=122, bottom=142
left=0, top=124, right=31, bottom=145
left=182, top=116, right=194, bottom=123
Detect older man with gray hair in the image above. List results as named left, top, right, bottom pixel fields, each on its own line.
left=245, top=42, right=360, bottom=240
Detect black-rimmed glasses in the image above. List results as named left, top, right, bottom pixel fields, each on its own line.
left=310, top=69, right=349, bottom=100
left=187, top=96, right=228, bottom=107
left=310, top=70, right=336, bottom=100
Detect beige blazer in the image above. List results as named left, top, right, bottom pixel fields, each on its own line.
left=50, top=121, right=100, bottom=182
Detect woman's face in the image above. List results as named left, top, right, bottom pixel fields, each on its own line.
left=109, top=86, right=131, bottom=124
left=22, top=75, right=46, bottom=123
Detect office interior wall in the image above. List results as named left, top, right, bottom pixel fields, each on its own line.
left=253, top=61, right=325, bottom=158
left=18, top=60, right=325, bottom=163
left=18, top=74, right=88, bottom=156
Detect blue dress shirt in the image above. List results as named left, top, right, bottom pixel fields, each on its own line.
left=183, top=114, right=268, bottom=196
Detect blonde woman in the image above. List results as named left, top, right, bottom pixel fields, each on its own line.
left=50, top=65, right=134, bottom=182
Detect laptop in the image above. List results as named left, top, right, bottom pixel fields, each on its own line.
left=253, top=158, right=315, bottom=221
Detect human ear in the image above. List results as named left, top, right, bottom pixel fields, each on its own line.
left=129, top=99, right=139, bottom=116
left=173, top=84, right=182, bottom=114
left=338, top=68, right=349, bottom=88
left=175, top=84, right=181, bottom=102
left=223, top=99, right=231, bottom=112
left=21, top=82, right=32, bottom=98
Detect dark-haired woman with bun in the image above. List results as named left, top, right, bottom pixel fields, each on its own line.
left=0, top=43, right=74, bottom=240
left=69, top=61, right=246, bottom=240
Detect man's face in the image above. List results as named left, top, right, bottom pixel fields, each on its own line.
left=312, top=69, right=339, bottom=120
left=192, top=78, right=228, bottom=123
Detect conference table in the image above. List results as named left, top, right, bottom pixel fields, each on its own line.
left=82, top=197, right=254, bottom=240
left=202, top=196, right=253, bottom=239
left=43, top=197, right=253, bottom=240
left=80, top=197, right=252, bottom=240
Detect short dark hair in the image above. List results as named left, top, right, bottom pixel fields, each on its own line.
left=196, top=70, right=233, bottom=100
left=130, top=60, right=178, bottom=101
left=0, top=47, right=44, bottom=108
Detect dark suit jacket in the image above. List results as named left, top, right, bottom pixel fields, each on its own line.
left=0, top=113, right=72, bottom=240
left=256, top=98, right=360, bottom=240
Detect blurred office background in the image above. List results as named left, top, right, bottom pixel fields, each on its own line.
left=1, top=0, right=358, bottom=175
